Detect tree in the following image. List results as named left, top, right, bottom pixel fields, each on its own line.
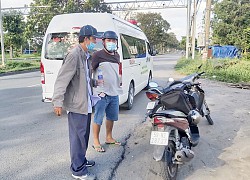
left=212, top=0, right=250, bottom=49
left=164, top=32, right=179, bottom=49
left=3, top=10, right=25, bottom=58
left=83, top=0, right=111, bottom=12
left=180, top=36, right=186, bottom=50
left=136, top=12, right=179, bottom=52
left=136, top=12, right=170, bottom=46
left=25, top=0, right=111, bottom=51
left=242, top=27, right=250, bottom=59
left=242, top=28, right=250, bottom=51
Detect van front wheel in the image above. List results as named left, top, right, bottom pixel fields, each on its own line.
left=125, top=82, right=134, bottom=110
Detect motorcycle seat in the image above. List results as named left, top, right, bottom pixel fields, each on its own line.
left=152, top=109, right=187, bottom=118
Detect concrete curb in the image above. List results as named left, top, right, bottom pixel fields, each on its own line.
left=0, top=68, right=39, bottom=77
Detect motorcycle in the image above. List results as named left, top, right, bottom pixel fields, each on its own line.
left=145, top=69, right=213, bottom=179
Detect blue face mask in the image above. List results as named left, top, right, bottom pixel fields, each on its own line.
left=86, top=42, right=96, bottom=51
left=105, top=42, right=117, bottom=52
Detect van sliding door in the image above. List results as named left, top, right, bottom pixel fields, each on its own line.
left=120, top=34, right=141, bottom=93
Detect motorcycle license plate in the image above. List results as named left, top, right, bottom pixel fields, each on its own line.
left=146, top=102, right=156, bottom=110
left=150, top=131, right=169, bottom=146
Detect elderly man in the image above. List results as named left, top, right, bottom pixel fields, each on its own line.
left=52, top=25, right=100, bottom=180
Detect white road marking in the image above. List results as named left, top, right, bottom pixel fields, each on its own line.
left=27, top=84, right=41, bottom=87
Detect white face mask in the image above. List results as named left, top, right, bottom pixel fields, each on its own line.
left=105, top=42, right=117, bottom=52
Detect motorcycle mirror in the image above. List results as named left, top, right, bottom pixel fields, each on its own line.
left=149, top=81, right=158, bottom=88
left=198, top=64, right=202, bottom=69
left=168, top=77, right=174, bottom=82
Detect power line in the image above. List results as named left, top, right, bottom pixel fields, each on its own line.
left=107, top=0, right=187, bottom=11
left=1, top=6, right=50, bottom=16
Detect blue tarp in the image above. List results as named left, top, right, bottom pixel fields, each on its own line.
left=211, top=45, right=239, bottom=58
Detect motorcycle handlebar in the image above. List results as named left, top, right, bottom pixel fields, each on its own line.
left=198, top=72, right=205, bottom=77
left=191, top=72, right=205, bottom=81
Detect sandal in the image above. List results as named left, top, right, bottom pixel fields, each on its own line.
left=105, top=140, right=122, bottom=146
left=92, top=145, right=105, bottom=152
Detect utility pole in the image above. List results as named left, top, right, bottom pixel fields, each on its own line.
left=0, top=0, right=5, bottom=67
left=203, top=0, right=212, bottom=60
left=186, top=0, right=192, bottom=59
left=191, top=0, right=197, bottom=59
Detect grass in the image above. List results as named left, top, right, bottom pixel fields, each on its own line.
left=0, top=60, right=40, bottom=74
left=0, top=53, right=41, bottom=59
left=175, top=57, right=250, bottom=83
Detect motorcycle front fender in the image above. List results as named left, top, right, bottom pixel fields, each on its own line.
left=202, top=103, right=209, bottom=116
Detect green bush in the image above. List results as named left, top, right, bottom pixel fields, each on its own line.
left=176, top=57, right=250, bottom=83
left=242, top=53, right=250, bottom=61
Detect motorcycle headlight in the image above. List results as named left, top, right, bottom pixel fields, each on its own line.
left=189, top=110, right=202, bottom=125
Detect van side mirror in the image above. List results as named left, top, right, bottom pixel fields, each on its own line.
left=147, top=42, right=155, bottom=56
left=150, top=49, right=157, bottom=56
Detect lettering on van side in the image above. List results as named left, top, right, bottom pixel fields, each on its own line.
left=141, top=65, right=148, bottom=74
left=46, top=71, right=54, bottom=74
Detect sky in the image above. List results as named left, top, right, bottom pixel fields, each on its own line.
left=1, top=0, right=206, bottom=40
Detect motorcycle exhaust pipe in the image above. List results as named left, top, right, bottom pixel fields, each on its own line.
left=175, top=148, right=194, bottom=162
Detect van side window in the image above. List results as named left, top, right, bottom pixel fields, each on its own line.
left=120, top=34, right=146, bottom=59
left=136, top=39, right=146, bottom=58
left=120, top=35, right=132, bottom=59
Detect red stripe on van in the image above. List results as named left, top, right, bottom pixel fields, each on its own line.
left=119, top=63, right=122, bottom=86
left=40, top=62, right=45, bottom=84
left=72, top=27, right=81, bottom=30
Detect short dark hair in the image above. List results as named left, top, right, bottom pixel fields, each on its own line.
left=79, top=35, right=91, bottom=43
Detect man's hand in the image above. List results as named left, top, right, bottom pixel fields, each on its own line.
left=54, top=107, right=62, bottom=116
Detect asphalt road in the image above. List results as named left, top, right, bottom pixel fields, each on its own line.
left=2, top=54, right=249, bottom=180
left=0, top=54, right=182, bottom=180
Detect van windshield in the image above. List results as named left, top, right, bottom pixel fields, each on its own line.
left=45, top=32, right=103, bottom=60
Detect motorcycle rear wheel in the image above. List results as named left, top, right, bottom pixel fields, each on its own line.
left=161, top=140, right=178, bottom=180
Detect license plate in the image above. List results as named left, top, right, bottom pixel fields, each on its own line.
left=150, top=131, right=169, bottom=146
left=146, top=102, right=156, bottom=110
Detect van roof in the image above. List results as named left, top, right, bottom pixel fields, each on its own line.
left=46, top=13, right=143, bottom=35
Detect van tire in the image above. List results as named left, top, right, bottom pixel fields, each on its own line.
left=144, top=72, right=152, bottom=90
left=125, top=82, right=135, bottom=110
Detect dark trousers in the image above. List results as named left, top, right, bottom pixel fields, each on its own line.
left=68, top=112, right=91, bottom=176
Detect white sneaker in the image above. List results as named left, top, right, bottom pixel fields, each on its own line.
left=72, top=173, right=96, bottom=180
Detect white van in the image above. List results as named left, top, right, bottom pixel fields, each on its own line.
left=41, top=13, right=153, bottom=109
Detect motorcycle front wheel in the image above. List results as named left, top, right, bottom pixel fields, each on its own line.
left=205, top=114, right=214, bottom=125
left=161, top=140, right=178, bottom=180
left=203, top=101, right=214, bottom=125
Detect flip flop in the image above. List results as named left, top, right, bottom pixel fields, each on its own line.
left=92, top=145, right=105, bottom=152
left=105, top=140, right=122, bottom=146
